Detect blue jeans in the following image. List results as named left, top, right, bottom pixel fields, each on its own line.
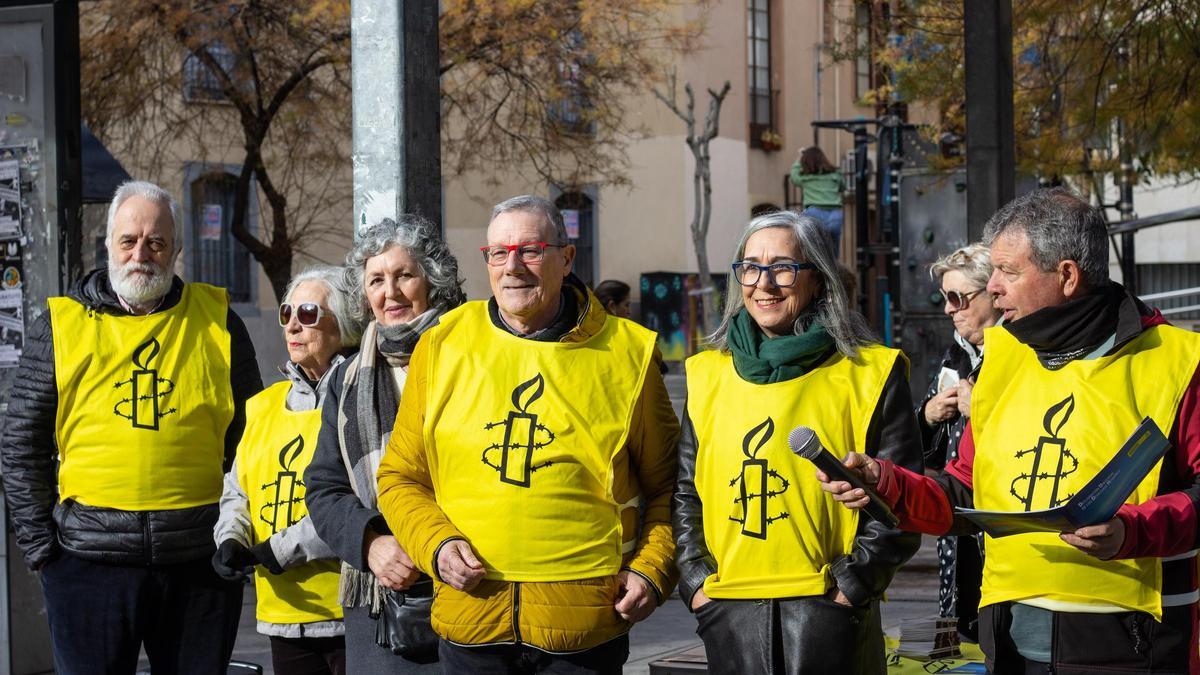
left=803, top=206, right=844, bottom=256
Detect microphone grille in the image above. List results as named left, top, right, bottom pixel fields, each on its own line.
left=787, top=426, right=821, bottom=459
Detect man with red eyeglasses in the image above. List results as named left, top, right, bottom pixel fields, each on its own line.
left=376, top=194, right=680, bottom=673
left=1, top=180, right=262, bottom=674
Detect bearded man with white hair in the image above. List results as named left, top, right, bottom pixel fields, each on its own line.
left=1, top=180, right=263, bottom=674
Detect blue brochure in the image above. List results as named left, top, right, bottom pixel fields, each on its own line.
left=955, top=417, right=1169, bottom=538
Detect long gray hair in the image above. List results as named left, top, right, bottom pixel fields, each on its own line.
left=345, top=215, right=467, bottom=323
left=709, top=210, right=875, bottom=356
left=283, top=264, right=364, bottom=348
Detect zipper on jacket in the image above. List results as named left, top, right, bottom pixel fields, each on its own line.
left=142, top=511, right=152, bottom=565
left=512, top=582, right=522, bottom=644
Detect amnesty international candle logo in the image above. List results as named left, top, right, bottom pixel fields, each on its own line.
left=482, top=374, right=557, bottom=488
left=728, top=417, right=790, bottom=539
left=1010, top=394, right=1079, bottom=511
left=260, top=434, right=307, bottom=534
left=112, top=338, right=177, bottom=430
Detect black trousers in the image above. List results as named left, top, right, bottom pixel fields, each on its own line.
left=979, top=602, right=1191, bottom=674
left=40, top=551, right=243, bottom=675
left=269, top=635, right=346, bottom=675
left=437, top=634, right=629, bottom=675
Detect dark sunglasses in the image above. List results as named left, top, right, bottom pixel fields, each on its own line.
left=279, top=302, right=327, bottom=327
left=940, top=288, right=985, bottom=311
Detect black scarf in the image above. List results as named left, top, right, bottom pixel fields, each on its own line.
left=1003, top=282, right=1142, bottom=369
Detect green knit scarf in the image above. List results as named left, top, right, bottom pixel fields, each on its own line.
left=727, top=308, right=836, bottom=384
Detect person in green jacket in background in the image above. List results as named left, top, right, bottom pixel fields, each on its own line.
left=790, top=145, right=846, bottom=255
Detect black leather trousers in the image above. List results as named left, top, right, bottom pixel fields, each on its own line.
left=696, top=596, right=886, bottom=675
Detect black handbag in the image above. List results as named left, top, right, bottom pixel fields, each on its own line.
left=372, top=580, right=439, bottom=659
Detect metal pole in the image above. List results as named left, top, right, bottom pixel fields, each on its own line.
left=1116, top=41, right=1137, bottom=293
left=351, top=0, right=441, bottom=233
left=853, top=123, right=871, bottom=311
left=963, top=0, right=1015, bottom=241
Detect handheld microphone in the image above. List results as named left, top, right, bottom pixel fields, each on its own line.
left=787, top=426, right=899, bottom=528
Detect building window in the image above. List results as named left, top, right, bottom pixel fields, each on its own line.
left=855, top=2, right=873, bottom=100
left=555, top=191, right=595, bottom=287
left=183, top=42, right=236, bottom=103
left=189, top=171, right=252, bottom=303
left=549, top=30, right=595, bottom=135
left=747, top=0, right=773, bottom=149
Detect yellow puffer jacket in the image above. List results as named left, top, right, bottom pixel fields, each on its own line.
left=377, top=282, right=681, bottom=652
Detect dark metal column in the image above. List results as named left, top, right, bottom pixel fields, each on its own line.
left=964, top=0, right=1015, bottom=241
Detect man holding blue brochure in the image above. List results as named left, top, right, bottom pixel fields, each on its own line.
left=818, top=188, right=1200, bottom=673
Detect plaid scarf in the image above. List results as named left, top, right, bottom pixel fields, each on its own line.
left=336, top=309, right=443, bottom=610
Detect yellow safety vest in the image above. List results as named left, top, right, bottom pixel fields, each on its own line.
left=419, top=301, right=655, bottom=582
left=50, top=283, right=233, bottom=510
left=236, top=381, right=341, bottom=625
left=687, top=345, right=900, bottom=599
left=973, top=324, right=1200, bottom=619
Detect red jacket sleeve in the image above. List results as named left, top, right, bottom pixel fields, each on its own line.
left=1114, top=363, right=1200, bottom=559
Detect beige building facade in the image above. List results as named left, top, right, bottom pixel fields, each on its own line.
left=444, top=0, right=873, bottom=304
left=92, top=0, right=875, bottom=373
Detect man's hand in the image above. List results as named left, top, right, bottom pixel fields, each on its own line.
left=815, top=452, right=881, bottom=510
left=924, top=388, right=960, bottom=425
left=364, top=531, right=420, bottom=591
left=1061, top=518, right=1126, bottom=560
left=955, top=380, right=974, bottom=419
left=614, top=570, right=656, bottom=623
left=437, top=539, right=485, bottom=592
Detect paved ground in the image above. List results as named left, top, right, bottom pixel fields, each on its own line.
left=193, top=538, right=938, bottom=674
left=186, top=373, right=941, bottom=673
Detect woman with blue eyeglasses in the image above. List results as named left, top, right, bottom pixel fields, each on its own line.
left=672, top=210, right=924, bottom=674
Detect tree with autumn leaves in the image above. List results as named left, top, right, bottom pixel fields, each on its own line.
left=80, top=0, right=699, bottom=301
left=855, top=1, right=1200, bottom=185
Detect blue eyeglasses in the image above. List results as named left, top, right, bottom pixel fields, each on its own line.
left=731, top=261, right=817, bottom=288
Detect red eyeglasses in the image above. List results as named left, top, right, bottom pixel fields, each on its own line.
left=480, top=241, right=565, bottom=266
left=279, top=302, right=327, bottom=327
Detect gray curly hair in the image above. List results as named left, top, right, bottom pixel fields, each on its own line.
left=929, top=243, right=993, bottom=290
left=345, top=215, right=467, bottom=323
left=709, top=210, right=876, bottom=356
left=282, top=264, right=363, bottom=348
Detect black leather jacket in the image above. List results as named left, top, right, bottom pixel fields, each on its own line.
left=0, top=270, right=262, bottom=569
left=673, top=357, right=924, bottom=609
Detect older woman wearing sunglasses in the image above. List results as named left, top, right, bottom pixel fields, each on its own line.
left=918, top=243, right=1001, bottom=640
left=673, top=210, right=922, bottom=674
left=304, top=215, right=466, bottom=673
left=212, top=264, right=362, bottom=674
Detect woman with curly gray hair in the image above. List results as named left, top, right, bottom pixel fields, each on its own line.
left=304, top=215, right=465, bottom=673
left=673, top=210, right=923, bottom=674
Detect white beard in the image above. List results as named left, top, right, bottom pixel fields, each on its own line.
left=108, top=257, right=174, bottom=306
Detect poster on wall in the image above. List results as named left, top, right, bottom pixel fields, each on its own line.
left=562, top=209, right=580, bottom=240
left=0, top=158, right=21, bottom=238
left=201, top=203, right=223, bottom=240
left=0, top=290, right=21, bottom=369
left=0, top=235, right=22, bottom=367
